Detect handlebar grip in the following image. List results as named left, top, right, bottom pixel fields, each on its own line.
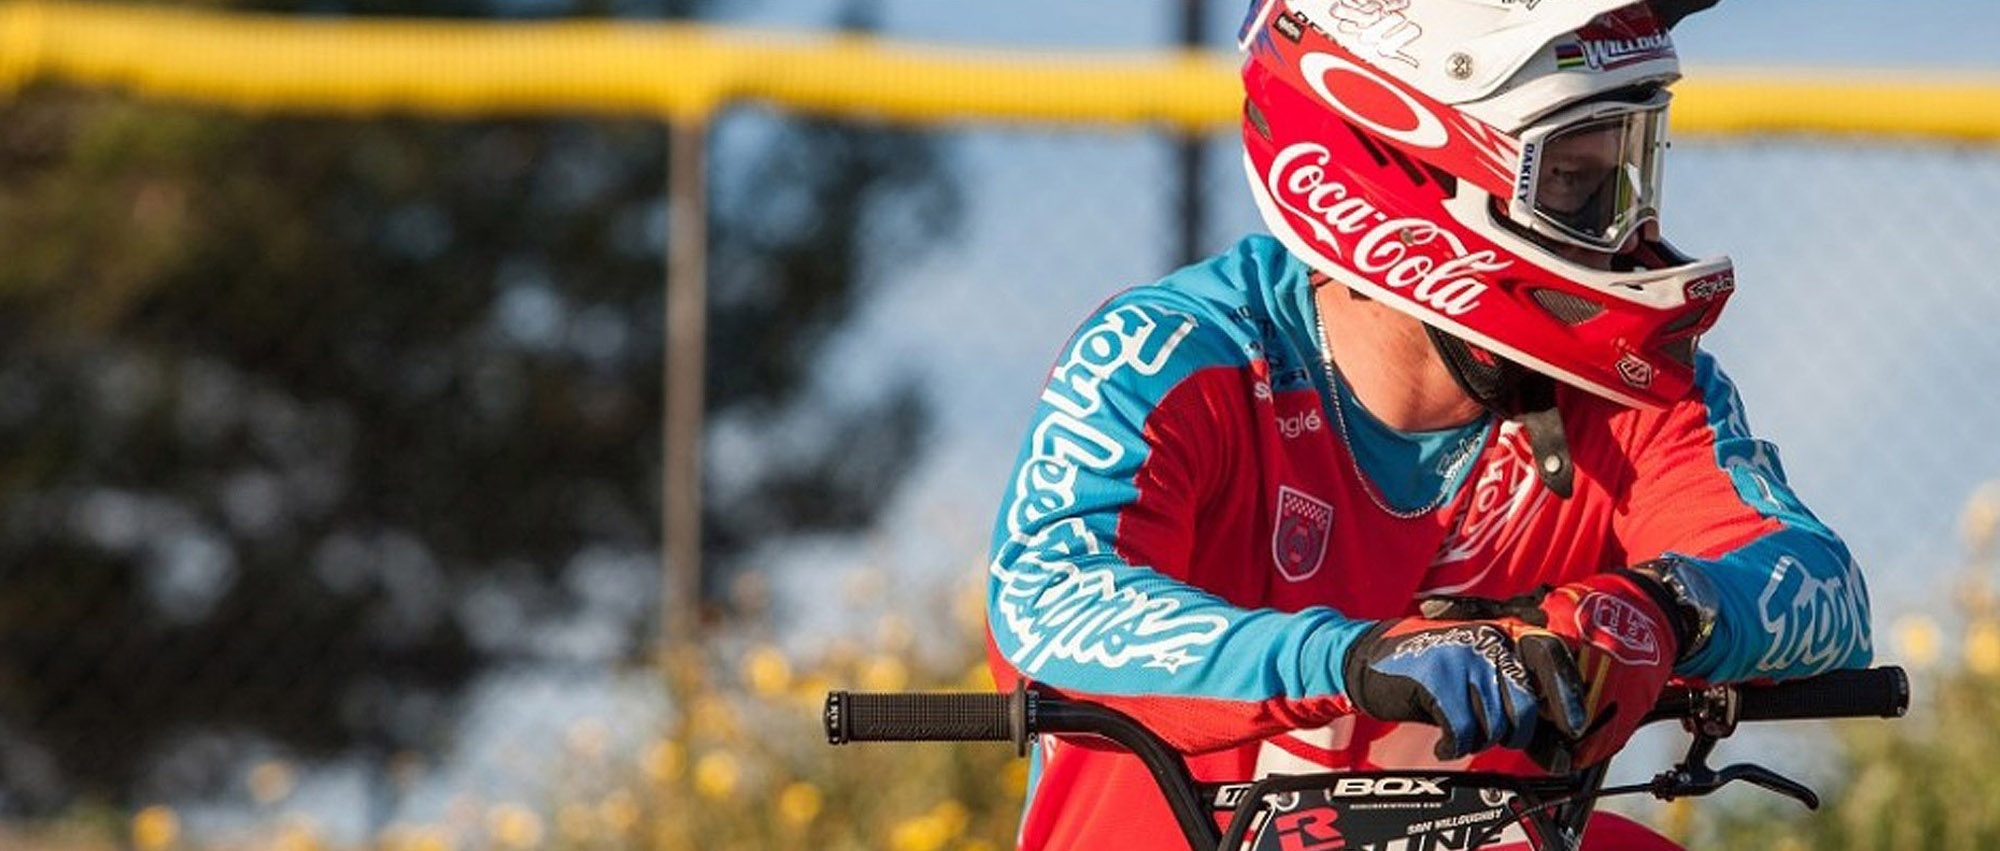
left=824, top=689, right=1032, bottom=752
left=1737, top=666, right=1910, bottom=722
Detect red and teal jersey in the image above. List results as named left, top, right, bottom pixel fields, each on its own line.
left=984, top=235, right=1872, bottom=850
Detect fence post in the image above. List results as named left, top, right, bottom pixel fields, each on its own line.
left=664, top=118, right=710, bottom=651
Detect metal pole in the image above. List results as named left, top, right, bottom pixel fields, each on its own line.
left=663, top=119, right=709, bottom=651
left=1176, top=0, right=1208, bottom=267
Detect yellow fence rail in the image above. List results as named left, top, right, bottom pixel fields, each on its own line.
left=1, top=0, right=1998, bottom=138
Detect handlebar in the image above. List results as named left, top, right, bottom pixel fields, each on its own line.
left=828, top=666, right=1909, bottom=749
left=826, top=667, right=1909, bottom=851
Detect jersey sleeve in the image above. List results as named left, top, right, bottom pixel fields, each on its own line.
left=984, top=290, right=1370, bottom=754
left=1611, top=351, right=1873, bottom=683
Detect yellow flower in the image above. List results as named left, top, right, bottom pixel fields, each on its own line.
left=744, top=645, right=793, bottom=698
left=692, top=694, right=744, bottom=740
left=377, top=825, right=454, bottom=851
left=249, top=760, right=297, bottom=805
left=132, top=805, right=180, bottom=851
left=792, top=673, right=836, bottom=709
left=487, top=804, right=545, bottom=849
left=1004, top=760, right=1031, bottom=795
left=1967, top=619, right=2000, bottom=675
left=644, top=739, right=685, bottom=785
left=694, top=752, right=741, bottom=800
left=273, top=816, right=325, bottom=851
left=930, top=800, right=971, bottom=836
left=778, top=781, right=823, bottom=828
left=860, top=655, right=910, bottom=692
left=558, top=803, right=596, bottom=843
left=1894, top=614, right=1942, bottom=669
left=600, top=789, right=641, bottom=834
left=890, top=815, right=951, bottom=851
left=958, top=662, right=995, bottom=691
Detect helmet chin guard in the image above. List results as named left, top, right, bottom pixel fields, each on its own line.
left=1241, top=0, right=1735, bottom=409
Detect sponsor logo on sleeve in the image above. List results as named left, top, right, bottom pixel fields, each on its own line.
left=990, top=304, right=1227, bottom=678
left=1010, top=304, right=1194, bottom=535
left=1756, top=554, right=1872, bottom=674
left=992, top=520, right=1229, bottom=677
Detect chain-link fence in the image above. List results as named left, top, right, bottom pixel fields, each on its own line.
left=3, top=7, right=1999, bottom=850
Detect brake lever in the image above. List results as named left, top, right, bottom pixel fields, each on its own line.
left=1720, top=763, right=1821, bottom=810
left=1646, top=729, right=1821, bottom=811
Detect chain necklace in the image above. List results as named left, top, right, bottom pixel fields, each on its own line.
left=1312, top=311, right=1485, bottom=520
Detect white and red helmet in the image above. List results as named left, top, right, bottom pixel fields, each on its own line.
left=1240, top=0, right=1733, bottom=408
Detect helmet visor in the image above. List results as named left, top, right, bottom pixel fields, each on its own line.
left=1519, top=96, right=1670, bottom=252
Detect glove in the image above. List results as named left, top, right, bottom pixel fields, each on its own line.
left=1532, top=570, right=1683, bottom=767
left=1342, top=613, right=1588, bottom=768
left=1440, top=571, right=1685, bottom=768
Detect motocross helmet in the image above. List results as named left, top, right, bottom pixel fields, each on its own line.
left=1240, top=0, right=1732, bottom=409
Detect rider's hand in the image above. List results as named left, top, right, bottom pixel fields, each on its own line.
left=1342, top=614, right=1588, bottom=768
left=1517, top=570, right=1683, bottom=768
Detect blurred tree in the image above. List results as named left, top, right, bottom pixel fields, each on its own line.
left=0, top=0, right=955, bottom=815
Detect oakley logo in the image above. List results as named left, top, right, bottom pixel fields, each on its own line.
left=1269, top=143, right=1502, bottom=317
left=1300, top=52, right=1449, bottom=149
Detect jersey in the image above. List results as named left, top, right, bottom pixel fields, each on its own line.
left=983, top=235, right=1872, bottom=850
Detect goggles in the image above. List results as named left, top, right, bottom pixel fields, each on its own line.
left=1510, top=90, right=1672, bottom=253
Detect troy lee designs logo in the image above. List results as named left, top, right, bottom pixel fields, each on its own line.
left=1427, top=421, right=1538, bottom=593
left=992, top=519, right=1229, bottom=677
left=1394, top=626, right=1533, bottom=688
left=1757, top=554, right=1872, bottom=674
left=1326, top=0, right=1423, bottom=67
left=1268, top=143, right=1506, bottom=317
left=1577, top=591, right=1664, bottom=666
left=990, top=305, right=1228, bottom=678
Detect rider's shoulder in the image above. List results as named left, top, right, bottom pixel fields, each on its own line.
left=1103, top=234, right=1302, bottom=336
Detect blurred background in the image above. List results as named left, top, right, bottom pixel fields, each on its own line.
left=2, top=0, right=2000, bottom=849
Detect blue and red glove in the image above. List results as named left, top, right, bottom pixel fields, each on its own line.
left=1342, top=611, right=1588, bottom=769
left=1345, top=569, right=1690, bottom=770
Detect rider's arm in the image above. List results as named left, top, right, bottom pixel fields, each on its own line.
left=1611, top=351, right=1873, bottom=683
left=985, top=290, right=1369, bottom=754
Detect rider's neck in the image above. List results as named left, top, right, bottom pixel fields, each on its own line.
left=1314, top=284, right=1486, bottom=434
